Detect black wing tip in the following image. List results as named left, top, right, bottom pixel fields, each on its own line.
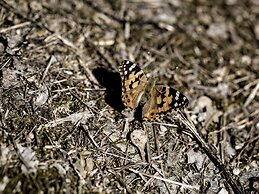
left=121, top=60, right=132, bottom=65
left=183, top=97, right=189, bottom=107
left=168, top=87, right=189, bottom=108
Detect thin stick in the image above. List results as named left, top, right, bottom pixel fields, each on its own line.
left=128, top=168, right=199, bottom=191
left=142, top=123, right=151, bottom=163
left=244, top=82, right=259, bottom=107
left=177, top=110, right=245, bottom=194
left=0, top=21, right=31, bottom=33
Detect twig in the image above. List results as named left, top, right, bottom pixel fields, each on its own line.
left=108, top=170, right=134, bottom=194
left=128, top=168, right=199, bottom=191
left=141, top=172, right=160, bottom=192
left=152, top=123, right=161, bottom=156
left=0, top=0, right=53, bottom=33
left=177, top=110, right=245, bottom=194
left=83, top=0, right=182, bottom=32
left=81, top=125, right=99, bottom=148
left=83, top=37, right=115, bottom=69
left=151, top=163, right=171, bottom=194
left=0, top=21, right=31, bottom=33
left=142, top=123, right=151, bottom=163
left=244, top=82, right=259, bottom=108
left=77, top=57, right=101, bottom=89
left=0, top=58, right=12, bottom=70
left=41, top=55, right=56, bottom=82
left=83, top=0, right=160, bottom=28
left=218, top=114, right=226, bottom=164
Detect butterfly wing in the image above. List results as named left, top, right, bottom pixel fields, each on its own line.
left=142, top=85, right=189, bottom=121
left=119, top=60, right=148, bottom=109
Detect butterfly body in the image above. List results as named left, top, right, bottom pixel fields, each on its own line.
left=119, top=60, right=188, bottom=121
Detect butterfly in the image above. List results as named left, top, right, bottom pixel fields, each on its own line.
left=119, top=60, right=189, bottom=121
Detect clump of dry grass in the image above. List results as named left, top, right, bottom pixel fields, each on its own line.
left=0, top=0, right=258, bottom=193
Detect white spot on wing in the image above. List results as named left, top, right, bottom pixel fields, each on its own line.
left=129, top=63, right=136, bottom=71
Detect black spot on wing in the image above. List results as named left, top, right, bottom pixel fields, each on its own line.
left=157, top=100, right=164, bottom=108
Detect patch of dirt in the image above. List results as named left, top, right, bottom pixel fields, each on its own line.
left=0, top=0, right=258, bottom=193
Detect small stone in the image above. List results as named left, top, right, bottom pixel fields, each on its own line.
left=130, top=130, right=147, bottom=151
left=207, top=23, right=228, bottom=39
left=241, top=55, right=251, bottom=65
left=255, top=122, right=259, bottom=131
left=30, top=1, right=42, bottom=11
left=218, top=188, right=229, bottom=194
left=130, top=130, right=148, bottom=160
left=255, top=23, right=259, bottom=40
left=233, top=168, right=240, bottom=175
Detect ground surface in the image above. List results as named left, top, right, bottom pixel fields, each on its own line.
left=0, top=0, right=258, bottom=193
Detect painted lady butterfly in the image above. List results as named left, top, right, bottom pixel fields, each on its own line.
left=119, top=60, right=188, bottom=121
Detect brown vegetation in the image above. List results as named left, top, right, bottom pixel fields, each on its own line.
left=0, top=0, right=258, bottom=193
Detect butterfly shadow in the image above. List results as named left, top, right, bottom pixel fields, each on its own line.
left=92, top=67, right=125, bottom=112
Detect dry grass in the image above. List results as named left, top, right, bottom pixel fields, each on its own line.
left=0, top=0, right=258, bottom=193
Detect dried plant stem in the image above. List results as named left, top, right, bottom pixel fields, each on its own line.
left=177, top=110, right=245, bottom=194
left=128, top=168, right=200, bottom=191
